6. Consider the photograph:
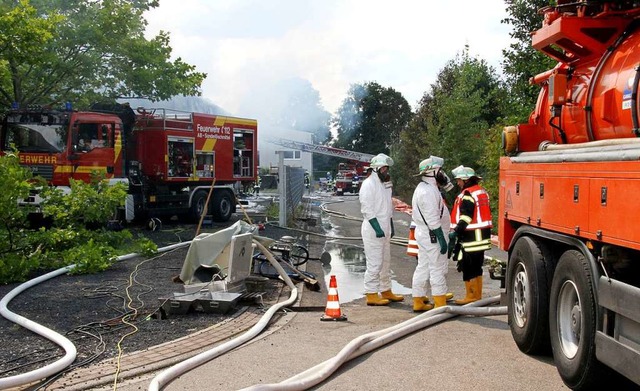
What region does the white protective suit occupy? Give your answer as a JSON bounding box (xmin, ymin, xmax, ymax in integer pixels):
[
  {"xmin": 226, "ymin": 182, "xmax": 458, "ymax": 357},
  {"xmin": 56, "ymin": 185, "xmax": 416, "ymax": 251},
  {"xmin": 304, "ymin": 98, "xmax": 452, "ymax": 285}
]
[
  {"xmin": 359, "ymin": 172, "xmax": 394, "ymax": 294},
  {"xmin": 411, "ymin": 177, "xmax": 450, "ymax": 297}
]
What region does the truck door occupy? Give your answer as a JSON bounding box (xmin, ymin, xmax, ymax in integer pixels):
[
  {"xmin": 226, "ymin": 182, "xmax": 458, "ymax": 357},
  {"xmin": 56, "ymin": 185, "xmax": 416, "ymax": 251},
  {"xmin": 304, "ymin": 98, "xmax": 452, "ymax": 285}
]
[{"xmin": 71, "ymin": 122, "xmax": 116, "ymax": 180}]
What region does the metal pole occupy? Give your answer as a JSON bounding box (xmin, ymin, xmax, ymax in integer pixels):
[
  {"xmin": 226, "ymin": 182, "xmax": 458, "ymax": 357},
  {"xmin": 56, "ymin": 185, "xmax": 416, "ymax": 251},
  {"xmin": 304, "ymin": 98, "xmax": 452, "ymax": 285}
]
[{"xmin": 277, "ymin": 151, "xmax": 286, "ymax": 227}]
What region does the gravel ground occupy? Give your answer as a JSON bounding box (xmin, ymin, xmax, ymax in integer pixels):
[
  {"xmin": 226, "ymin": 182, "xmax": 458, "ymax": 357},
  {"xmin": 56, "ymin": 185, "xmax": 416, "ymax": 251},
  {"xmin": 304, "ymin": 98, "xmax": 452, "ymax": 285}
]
[{"xmin": 0, "ymin": 199, "xmax": 322, "ymax": 385}]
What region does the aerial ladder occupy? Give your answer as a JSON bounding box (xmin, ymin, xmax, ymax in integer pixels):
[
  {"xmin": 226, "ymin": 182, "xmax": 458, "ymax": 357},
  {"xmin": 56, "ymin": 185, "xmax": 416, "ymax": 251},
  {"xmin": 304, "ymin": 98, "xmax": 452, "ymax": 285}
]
[
  {"xmin": 266, "ymin": 137, "xmax": 374, "ymax": 194},
  {"xmin": 266, "ymin": 137, "xmax": 374, "ymax": 162}
]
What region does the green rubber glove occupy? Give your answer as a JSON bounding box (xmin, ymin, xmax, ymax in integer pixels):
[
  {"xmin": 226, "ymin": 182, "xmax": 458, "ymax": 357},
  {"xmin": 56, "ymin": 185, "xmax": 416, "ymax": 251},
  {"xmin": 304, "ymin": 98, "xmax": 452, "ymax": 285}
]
[
  {"xmin": 368, "ymin": 218, "xmax": 385, "ymax": 238},
  {"xmin": 433, "ymin": 227, "xmax": 447, "ymax": 254},
  {"xmin": 390, "ymin": 218, "xmax": 395, "ymax": 238},
  {"xmin": 447, "ymin": 231, "xmax": 457, "ymax": 258}
]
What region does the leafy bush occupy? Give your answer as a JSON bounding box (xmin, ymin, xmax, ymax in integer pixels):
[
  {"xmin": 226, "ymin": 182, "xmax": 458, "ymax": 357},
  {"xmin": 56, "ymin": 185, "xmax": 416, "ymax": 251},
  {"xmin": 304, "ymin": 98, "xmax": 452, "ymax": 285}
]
[
  {"xmin": 0, "ymin": 155, "xmax": 157, "ymax": 284},
  {"xmin": 40, "ymin": 174, "xmax": 127, "ymax": 227}
]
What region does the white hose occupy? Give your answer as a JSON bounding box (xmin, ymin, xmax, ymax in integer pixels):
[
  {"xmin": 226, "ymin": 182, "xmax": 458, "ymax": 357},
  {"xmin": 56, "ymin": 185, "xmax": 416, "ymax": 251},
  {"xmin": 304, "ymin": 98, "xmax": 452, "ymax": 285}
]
[
  {"xmin": 0, "ymin": 266, "xmax": 77, "ymax": 389},
  {"xmin": 241, "ymin": 297, "xmax": 506, "ymax": 391},
  {"xmin": 148, "ymin": 239, "xmax": 299, "ymax": 391},
  {"xmin": 0, "ymin": 240, "xmax": 191, "ymax": 390},
  {"xmin": 540, "ymin": 137, "xmax": 640, "ymax": 151}
]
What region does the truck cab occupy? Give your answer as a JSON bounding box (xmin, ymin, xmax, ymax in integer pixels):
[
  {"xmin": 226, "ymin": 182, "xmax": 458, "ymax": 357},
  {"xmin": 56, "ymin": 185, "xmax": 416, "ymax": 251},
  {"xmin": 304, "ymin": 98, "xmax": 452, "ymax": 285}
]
[{"xmin": 1, "ymin": 107, "xmax": 123, "ymax": 186}]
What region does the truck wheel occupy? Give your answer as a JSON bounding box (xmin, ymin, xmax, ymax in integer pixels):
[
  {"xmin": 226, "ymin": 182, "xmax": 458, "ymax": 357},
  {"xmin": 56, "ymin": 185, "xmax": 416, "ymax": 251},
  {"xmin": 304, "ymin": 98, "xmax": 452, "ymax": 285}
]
[
  {"xmin": 549, "ymin": 250, "xmax": 603, "ymax": 390},
  {"xmin": 189, "ymin": 190, "xmax": 208, "ymax": 222},
  {"xmin": 212, "ymin": 190, "xmax": 233, "ymax": 222},
  {"xmin": 507, "ymin": 236, "xmax": 554, "ymax": 355}
]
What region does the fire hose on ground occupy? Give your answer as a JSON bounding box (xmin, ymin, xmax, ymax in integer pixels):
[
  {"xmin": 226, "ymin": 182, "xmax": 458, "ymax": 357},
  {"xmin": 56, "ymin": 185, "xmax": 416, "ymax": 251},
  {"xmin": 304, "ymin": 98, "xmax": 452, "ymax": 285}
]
[
  {"xmin": 1, "ymin": 196, "xmax": 504, "ymax": 390},
  {"xmin": 238, "ymin": 297, "xmax": 506, "ymax": 391},
  {"xmin": 147, "ymin": 252, "xmax": 505, "ymax": 391}
]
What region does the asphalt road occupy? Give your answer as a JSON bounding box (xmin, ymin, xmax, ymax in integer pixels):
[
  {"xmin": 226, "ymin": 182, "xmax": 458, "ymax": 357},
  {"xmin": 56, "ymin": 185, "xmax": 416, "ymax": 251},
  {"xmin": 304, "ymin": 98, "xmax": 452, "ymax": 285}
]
[{"xmin": 113, "ymin": 194, "xmax": 568, "ymax": 391}]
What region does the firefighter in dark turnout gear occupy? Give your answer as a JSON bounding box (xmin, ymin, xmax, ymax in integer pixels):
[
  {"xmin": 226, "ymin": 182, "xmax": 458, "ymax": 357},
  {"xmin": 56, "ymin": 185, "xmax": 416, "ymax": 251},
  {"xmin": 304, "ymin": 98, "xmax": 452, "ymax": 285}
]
[{"xmin": 448, "ymin": 166, "xmax": 492, "ymax": 304}]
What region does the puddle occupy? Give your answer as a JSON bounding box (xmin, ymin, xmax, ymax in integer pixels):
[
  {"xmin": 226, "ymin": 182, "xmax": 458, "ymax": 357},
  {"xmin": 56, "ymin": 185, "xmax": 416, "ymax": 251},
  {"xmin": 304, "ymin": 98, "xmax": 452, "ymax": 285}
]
[{"xmin": 322, "ymin": 241, "xmax": 411, "ymax": 303}]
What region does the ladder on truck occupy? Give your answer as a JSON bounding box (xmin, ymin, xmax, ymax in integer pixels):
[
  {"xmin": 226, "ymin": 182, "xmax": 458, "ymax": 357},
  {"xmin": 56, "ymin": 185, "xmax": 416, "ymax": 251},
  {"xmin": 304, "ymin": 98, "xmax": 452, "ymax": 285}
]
[
  {"xmin": 266, "ymin": 137, "xmax": 374, "ymax": 162},
  {"xmin": 137, "ymin": 107, "xmax": 194, "ymax": 132}
]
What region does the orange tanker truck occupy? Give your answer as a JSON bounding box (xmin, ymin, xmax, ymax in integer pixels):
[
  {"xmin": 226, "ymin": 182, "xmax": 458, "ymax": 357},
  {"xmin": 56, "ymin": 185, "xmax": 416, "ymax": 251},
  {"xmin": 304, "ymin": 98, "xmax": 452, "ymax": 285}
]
[
  {"xmin": 499, "ymin": 2, "xmax": 640, "ymax": 389},
  {"xmin": 1, "ymin": 104, "xmax": 258, "ymax": 223}
]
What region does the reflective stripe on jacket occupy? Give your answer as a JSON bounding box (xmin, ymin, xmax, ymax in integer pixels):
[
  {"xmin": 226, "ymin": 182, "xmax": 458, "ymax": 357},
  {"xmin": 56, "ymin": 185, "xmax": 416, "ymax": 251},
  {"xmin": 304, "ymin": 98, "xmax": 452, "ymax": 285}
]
[
  {"xmin": 451, "ymin": 184, "xmax": 492, "ymax": 253},
  {"xmin": 450, "ymin": 185, "xmax": 492, "ymax": 230}
]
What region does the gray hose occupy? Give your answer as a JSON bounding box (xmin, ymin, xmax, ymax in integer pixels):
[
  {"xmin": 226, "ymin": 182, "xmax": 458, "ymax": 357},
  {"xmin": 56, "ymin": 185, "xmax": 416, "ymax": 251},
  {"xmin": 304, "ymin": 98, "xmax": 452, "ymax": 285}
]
[
  {"xmin": 511, "ymin": 141, "xmax": 640, "ymax": 163},
  {"xmin": 240, "ymin": 297, "xmax": 506, "ymax": 390}
]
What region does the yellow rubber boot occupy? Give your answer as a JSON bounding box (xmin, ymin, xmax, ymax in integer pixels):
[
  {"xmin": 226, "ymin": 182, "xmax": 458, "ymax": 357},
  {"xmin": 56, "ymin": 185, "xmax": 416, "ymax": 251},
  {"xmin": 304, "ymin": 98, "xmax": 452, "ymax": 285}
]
[
  {"xmin": 416, "ymin": 296, "xmax": 429, "ymax": 304},
  {"xmin": 381, "ymin": 290, "xmax": 404, "ymax": 302},
  {"xmin": 422, "ymin": 293, "xmax": 453, "ymax": 303},
  {"xmin": 454, "ymin": 278, "xmax": 477, "ymax": 305},
  {"xmin": 475, "ymin": 276, "xmax": 483, "ymax": 301},
  {"xmin": 366, "ymin": 293, "xmax": 390, "ymax": 306},
  {"xmin": 433, "ymin": 295, "xmax": 447, "ymax": 308},
  {"xmin": 413, "ymin": 297, "xmax": 433, "ymax": 312}
]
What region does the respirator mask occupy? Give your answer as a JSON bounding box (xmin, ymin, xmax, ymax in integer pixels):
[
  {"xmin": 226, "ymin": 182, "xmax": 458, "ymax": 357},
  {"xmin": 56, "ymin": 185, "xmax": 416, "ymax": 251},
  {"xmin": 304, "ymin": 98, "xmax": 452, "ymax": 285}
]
[
  {"xmin": 435, "ymin": 170, "xmax": 454, "ymax": 192},
  {"xmin": 376, "ymin": 167, "xmax": 391, "ymax": 183}
]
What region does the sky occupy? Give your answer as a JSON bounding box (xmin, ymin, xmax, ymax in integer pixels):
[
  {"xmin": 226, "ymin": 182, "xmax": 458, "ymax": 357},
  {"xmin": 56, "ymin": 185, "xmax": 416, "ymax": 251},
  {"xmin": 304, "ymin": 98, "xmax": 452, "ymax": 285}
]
[{"xmin": 144, "ymin": 0, "xmax": 513, "ymax": 117}]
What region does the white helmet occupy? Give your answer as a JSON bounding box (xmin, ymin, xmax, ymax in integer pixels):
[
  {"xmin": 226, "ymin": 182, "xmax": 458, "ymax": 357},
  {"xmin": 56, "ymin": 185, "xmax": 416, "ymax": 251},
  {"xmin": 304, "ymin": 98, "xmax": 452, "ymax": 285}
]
[
  {"xmin": 370, "ymin": 153, "xmax": 394, "ymax": 169},
  {"xmin": 451, "ymin": 165, "xmax": 480, "ymax": 180},
  {"xmin": 418, "ymin": 155, "xmax": 444, "ymax": 176}
]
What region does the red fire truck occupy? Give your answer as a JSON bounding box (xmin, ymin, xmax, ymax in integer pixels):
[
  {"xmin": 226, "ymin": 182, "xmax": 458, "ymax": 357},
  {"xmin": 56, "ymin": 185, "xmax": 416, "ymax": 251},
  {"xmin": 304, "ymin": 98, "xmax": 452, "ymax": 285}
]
[
  {"xmin": 499, "ymin": 2, "xmax": 639, "ymax": 389},
  {"xmin": 0, "ymin": 105, "xmax": 258, "ymax": 223},
  {"xmin": 334, "ymin": 162, "xmax": 367, "ymax": 195}
]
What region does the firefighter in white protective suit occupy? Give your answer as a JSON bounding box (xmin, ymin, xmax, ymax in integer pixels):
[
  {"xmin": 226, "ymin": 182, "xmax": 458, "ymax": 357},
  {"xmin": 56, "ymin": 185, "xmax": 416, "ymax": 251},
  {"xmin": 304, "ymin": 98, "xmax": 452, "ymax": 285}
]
[
  {"xmin": 359, "ymin": 153, "xmax": 404, "ymax": 306},
  {"xmin": 411, "ymin": 156, "xmax": 453, "ymax": 311}
]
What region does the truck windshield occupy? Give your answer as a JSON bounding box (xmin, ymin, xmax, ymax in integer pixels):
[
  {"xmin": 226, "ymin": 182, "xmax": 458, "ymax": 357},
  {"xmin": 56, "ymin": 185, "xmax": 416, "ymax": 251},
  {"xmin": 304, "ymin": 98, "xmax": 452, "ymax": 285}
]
[{"xmin": 3, "ymin": 123, "xmax": 67, "ymax": 153}]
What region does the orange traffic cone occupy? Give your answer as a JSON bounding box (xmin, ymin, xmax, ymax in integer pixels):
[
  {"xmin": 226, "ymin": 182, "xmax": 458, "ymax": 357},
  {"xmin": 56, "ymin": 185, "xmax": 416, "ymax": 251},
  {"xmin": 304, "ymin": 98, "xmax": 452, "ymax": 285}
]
[
  {"xmin": 406, "ymin": 222, "xmax": 418, "ymax": 258},
  {"xmin": 321, "ymin": 275, "xmax": 347, "ymax": 321}
]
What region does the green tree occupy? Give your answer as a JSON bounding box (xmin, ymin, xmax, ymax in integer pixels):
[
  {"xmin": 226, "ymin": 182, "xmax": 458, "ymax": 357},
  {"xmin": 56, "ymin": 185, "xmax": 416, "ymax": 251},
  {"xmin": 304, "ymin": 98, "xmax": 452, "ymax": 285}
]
[
  {"xmin": 501, "ymin": 0, "xmax": 556, "ymax": 119},
  {"xmin": 333, "ymin": 82, "xmax": 412, "ymax": 156},
  {"xmin": 0, "ymin": 0, "xmax": 206, "ymax": 110},
  {"xmin": 393, "ymin": 48, "xmax": 507, "ymax": 204}
]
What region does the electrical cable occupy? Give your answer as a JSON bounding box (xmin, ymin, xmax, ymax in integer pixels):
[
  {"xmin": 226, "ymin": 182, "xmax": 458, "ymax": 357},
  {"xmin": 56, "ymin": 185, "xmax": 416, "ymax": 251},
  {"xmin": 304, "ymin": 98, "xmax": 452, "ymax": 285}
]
[
  {"xmin": 112, "ymin": 248, "xmax": 182, "ymax": 390},
  {"xmin": 33, "ymin": 324, "xmax": 108, "ymax": 390}
]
